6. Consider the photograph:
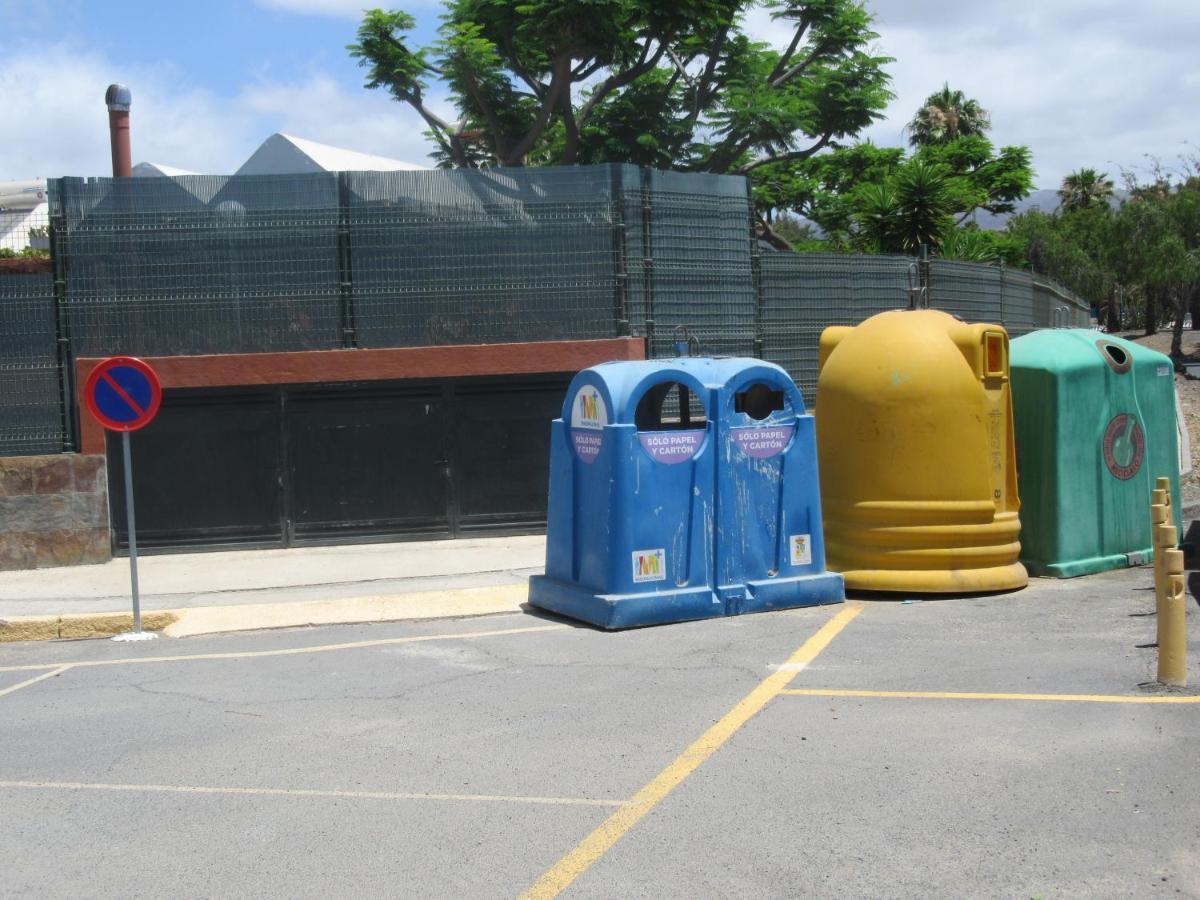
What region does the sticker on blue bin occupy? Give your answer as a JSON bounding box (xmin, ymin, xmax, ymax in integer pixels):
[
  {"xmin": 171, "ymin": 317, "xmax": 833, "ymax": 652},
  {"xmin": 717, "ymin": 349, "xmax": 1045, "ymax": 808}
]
[
  {"xmin": 1158, "ymin": 365, "xmax": 1171, "ymax": 377},
  {"xmin": 731, "ymin": 424, "xmax": 794, "ymax": 459},
  {"xmin": 638, "ymin": 430, "xmax": 704, "ymax": 464},
  {"xmin": 570, "ymin": 385, "xmax": 608, "ymax": 463},
  {"xmin": 632, "ymin": 548, "xmax": 666, "ymax": 583},
  {"xmin": 789, "ymin": 534, "xmax": 812, "ymax": 566}
]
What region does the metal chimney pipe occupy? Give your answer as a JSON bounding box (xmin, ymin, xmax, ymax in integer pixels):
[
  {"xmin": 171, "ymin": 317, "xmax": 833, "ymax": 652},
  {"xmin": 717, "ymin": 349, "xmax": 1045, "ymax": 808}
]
[{"xmin": 105, "ymin": 84, "xmax": 132, "ymax": 178}]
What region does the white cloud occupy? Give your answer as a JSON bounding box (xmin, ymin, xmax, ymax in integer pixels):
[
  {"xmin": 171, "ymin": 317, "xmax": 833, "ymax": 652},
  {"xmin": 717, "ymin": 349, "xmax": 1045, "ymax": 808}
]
[
  {"xmin": 254, "ymin": 0, "xmax": 372, "ymax": 17},
  {"xmin": 745, "ymin": 0, "xmax": 1200, "ymax": 188},
  {"xmin": 253, "ymin": 0, "xmax": 439, "ymax": 17},
  {"xmin": 0, "ymin": 41, "xmax": 439, "ymax": 180}
]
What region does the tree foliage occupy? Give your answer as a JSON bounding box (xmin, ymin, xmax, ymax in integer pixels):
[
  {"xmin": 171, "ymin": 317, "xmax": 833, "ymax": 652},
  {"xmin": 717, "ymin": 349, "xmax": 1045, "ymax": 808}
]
[
  {"xmin": 1007, "ymin": 159, "xmax": 1200, "ymax": 356},
  {"xmin": 752, "ymin": 85, "xmax": 1031, "ymax": 256},
  {"xmin": 348, "ymin": 1, "xmax": 894, "ymax": 173},
  {"xmin": 906, "ymin": 83, "xmax": 991, "ymax": 147}
]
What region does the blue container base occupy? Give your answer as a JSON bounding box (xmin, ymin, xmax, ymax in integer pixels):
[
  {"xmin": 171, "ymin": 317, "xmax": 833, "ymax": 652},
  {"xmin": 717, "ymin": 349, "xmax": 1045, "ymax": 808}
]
[
  {"xmin": 738, "ymin": 572, "xmax": 845, "ymax": 613},
  {"xmin": 529, "ymin": 572, "xmax": 844, "ymax": 630}
]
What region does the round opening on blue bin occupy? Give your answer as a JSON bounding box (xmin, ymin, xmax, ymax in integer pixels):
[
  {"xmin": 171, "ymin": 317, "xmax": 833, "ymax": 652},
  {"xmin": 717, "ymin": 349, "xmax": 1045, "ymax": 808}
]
[
  {"xmin": 635, "ymin": 381, "xmax": 707, "ymax": 432},
  {"xmin": 734, "ymin": 382, "xmax": 787, "ymax": 420}
]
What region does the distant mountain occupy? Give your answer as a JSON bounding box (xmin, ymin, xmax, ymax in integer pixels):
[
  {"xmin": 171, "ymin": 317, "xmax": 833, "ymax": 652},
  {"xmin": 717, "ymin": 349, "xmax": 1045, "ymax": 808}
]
[{"xmin": 969, "ymin": 189, "xmax": 1126, "ymax": 231}]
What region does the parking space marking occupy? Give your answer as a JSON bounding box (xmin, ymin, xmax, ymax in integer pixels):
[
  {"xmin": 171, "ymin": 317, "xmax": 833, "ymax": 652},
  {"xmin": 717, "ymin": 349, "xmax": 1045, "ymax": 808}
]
[
  {"xmin": 0, "ymin": 780, "xmax": 623, "ymax": 808},
  {"xmin": 0, "ymin": 665, "xmax": 73, "ymax": 698},
  {"xmin": 779, "ymin": 688, "xmax": 1200, "ymax": 704},
  {"xmin": 0, "ymin": 623, "xmax": 568, "ymax": 674},
  {"xmin": 520, "ymin": 603, "xmax": 864, "ymax": 900}
]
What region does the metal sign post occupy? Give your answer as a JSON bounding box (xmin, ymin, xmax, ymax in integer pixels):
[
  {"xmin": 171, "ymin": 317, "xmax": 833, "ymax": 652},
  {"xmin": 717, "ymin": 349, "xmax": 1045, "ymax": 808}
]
[{"xmin": 83, "ymin": 356, "xmax": 162, "ymax": 642}]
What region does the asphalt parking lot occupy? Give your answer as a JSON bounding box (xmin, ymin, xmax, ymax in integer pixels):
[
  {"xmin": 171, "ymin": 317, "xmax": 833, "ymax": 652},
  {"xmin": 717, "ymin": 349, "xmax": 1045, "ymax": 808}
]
[{"xmin": 2, "ymin": 566, "xmax": 1198, "ymax": 899}]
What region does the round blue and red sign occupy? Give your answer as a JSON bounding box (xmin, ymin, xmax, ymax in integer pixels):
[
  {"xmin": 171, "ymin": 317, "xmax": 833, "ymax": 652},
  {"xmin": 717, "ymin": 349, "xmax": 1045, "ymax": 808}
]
[{"xmin": 84, "ymin": 356, "xmax": 162, "ymax": 432}]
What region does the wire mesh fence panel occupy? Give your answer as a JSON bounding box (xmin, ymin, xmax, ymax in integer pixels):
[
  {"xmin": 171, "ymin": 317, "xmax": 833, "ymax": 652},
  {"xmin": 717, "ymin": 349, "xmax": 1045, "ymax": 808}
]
[
  {"xmin": 928, "ymin": 258, "xmax": 1006, "ymax": 323},
  {"xmin": 628, "ymin": 169, "xmax": 757, "ymax": 359},
  {"xmin": 1033, "ymin": 278, "xmax": 1093, "ymax": 328},
  {"xmin": 999, "ymin": 267, "xmax": 1035, "ymax": 336},
  {"xmin": 51, "ymin": 174, "xmax": 342, "ymax": 357},
  {"xmin": 346, "ymin": 166, "xmax": 623, "ymax": 348},
  {"xmin": 0, "ymin": 272, "xmax": 64, "ymax": 456},
  {"xmin": 758, "ymin": 252, "xmax": 913, "ymax": 399}
]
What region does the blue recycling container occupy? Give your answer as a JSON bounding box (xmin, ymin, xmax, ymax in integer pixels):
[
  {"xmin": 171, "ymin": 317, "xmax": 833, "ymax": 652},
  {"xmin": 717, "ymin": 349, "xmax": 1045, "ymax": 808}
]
[
  {"xmin": 705, "ymin": 358, "xmax": 844, "ymax": 613},
  {"xmin": 528, "ymin": 358, "xmax": 842, "ymax": 628}
]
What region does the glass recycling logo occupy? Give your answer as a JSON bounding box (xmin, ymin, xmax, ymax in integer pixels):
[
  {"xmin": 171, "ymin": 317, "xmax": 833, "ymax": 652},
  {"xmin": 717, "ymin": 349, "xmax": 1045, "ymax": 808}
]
[{"xmin": 1102, "ymin": 413, "xmax": 1145, "ymax": 481}]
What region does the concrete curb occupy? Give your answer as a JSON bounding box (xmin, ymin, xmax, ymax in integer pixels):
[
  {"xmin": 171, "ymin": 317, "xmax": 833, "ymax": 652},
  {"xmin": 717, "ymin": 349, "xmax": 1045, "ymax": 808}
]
[
  {"xmin": 0, "ymin": 584, "xmax": 529, "ymax": 643},
  {"xmin": 0, "ymin": 611, "xmax": 179, "ymax": 643}
]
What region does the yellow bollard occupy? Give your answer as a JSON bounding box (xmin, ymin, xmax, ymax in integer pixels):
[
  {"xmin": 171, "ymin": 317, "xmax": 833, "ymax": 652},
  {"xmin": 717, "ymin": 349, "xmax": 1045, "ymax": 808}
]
[
  {"xmin": 1151, "ymin": 503, "xmax": 1171, "ymax": 607},
  {"xmin": 1158, "ymin": 549, "xmax": 1188, "ymax": 686}
]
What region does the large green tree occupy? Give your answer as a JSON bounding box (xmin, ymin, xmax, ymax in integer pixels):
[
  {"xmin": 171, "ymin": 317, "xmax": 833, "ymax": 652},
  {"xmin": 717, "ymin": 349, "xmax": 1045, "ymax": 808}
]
[
  {"xmin": 1008, "ymin": 159, "xmax": 1200, "ymax": 355},
  {"xmin": 348, "ymin": 1, "xmax": 893, "ymax": 175},
  {"xmin": 753, "ymin": 84, "xmax": 1031, "ymax": 255}
]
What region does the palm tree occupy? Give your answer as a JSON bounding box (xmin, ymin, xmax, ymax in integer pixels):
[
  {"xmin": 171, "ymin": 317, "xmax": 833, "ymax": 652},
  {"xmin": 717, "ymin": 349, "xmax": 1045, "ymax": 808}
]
[
  {"xmin": 906, "ymin": 84, "xmax": 991, "ymax": 147},
  {"xmin": 1059, "ymin": 168, "xmax": 1114, "ymax": 211}
]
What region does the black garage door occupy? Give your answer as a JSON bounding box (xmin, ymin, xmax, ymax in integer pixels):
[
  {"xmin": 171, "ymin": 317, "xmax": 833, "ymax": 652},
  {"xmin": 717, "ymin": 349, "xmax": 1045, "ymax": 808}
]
[{"xmin": 107, "ymin": 375, "xmax": 569, "ymax": 552}]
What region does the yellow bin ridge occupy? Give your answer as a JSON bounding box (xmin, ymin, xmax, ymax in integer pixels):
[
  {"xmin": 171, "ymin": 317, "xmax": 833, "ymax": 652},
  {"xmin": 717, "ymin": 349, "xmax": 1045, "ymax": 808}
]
[{"xmin": 815, "ymin": 310, "xmax": 1027, "ymax": 593}]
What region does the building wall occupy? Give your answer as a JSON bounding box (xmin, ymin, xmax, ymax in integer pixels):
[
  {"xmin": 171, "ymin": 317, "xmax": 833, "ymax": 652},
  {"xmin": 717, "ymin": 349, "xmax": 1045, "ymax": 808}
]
[{"xmin": 0, "ymin": 454, "xmax": 110, "ymax": 570}]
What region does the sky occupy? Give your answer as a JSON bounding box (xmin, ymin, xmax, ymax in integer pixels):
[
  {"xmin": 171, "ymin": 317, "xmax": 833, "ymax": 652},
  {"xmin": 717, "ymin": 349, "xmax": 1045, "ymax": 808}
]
[{"xmin": 2, "ymin": 0, "xmax": 1197, "ymax": 189}]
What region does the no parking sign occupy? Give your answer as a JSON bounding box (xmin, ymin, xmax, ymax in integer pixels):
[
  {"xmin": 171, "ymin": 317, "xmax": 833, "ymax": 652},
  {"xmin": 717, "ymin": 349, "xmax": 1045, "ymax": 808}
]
[
  {"xmin": 84, "ymin": 356, "xmax": 162, "ymax": 640},
  {"xmin": 84, "ymin": 356, "xmax": 162, "ymax": 432}
]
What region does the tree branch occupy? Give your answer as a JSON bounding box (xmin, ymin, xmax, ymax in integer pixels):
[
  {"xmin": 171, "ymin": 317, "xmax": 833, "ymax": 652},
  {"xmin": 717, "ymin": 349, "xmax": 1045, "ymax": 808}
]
[
  {"xmin": 501, "ymin": 53, "xmax": 572, "ymax": 165},
  {"xmin": 734, "ymin": 133, "xmax": 833, "ymax": 175},
  {"xmin": 691, "ymin": 26, "xmax": 729, "ymax": 114},
  {"xmin": 770, "ymin": 40, "xmax": 832, "ymax": 88},
  {"xmin": 767, "ymin": 20, "xmax": 810, "ymax": 82},
  {"xmin": 755, "ymin": 213, "xmax": 794, "ymax": 252},
  {"xmin": 458, "ymin": 64, "xmax": 509, "ymax": 161},
  {"xmin": 560, "ymin": 82, "xmax": 580, "ymax": 165},
  {"xmin": 409, "ymin": 96, "xmax": 468, "ymax": 167},
  {"xmin": 577, "ymin": 40, "xmax": 668, "ymax": 128},
  {"xmin": 665, "ymin": 46, "xmax": 696, "ymax": 90}
]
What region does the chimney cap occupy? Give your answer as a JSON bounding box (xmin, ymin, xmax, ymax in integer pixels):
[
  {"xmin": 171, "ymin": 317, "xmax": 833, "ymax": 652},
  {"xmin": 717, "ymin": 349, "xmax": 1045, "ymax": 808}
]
[{"xmin": 105, "ymin": 83, "xmax": 131, "ymax": 112}]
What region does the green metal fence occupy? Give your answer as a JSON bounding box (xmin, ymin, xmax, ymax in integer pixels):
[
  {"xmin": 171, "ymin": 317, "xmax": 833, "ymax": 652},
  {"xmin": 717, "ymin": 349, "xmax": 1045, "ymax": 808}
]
[
  {"xmin": 0, "ymin": 165, "xmax": 1093, "ymax": 457},
  {"xmin": 0, "ymin": 272, "xmax": 65, "ymax": 455}
]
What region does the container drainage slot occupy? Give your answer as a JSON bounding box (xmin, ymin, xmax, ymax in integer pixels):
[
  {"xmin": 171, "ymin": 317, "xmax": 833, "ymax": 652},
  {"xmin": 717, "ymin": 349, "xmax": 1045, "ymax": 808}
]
[{"xmin": 734, "ymin": 383, "xmax": 785, "ymax": 420}]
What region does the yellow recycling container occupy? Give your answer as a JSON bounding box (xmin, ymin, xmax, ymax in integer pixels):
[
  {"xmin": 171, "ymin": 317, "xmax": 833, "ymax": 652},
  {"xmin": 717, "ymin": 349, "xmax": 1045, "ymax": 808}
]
[{"xmin": 815, "ymin": 310, "xmax": 1027, "ymax": 593}]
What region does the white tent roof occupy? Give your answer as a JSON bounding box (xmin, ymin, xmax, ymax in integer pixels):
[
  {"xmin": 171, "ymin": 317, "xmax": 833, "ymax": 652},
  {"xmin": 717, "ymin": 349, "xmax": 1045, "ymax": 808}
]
[
  {"xmin": 234, "ymin": 133, "xmax": 426, "ymax": 176},
  {"xmin": 133, "ymin": 162, "xmax": 200, "ymax": 178}
]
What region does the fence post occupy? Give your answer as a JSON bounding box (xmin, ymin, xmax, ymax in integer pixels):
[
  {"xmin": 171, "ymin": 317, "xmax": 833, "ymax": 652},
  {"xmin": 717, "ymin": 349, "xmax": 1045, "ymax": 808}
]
[
  {"xmin": 919, "ymin": 243, "xmax": 930, "ymax": 309},
  {"xmin": 610, "ymin": 165, "xmax": 630, "ymax": 338},
  {"xmin": 748, "ymin": 180, "xmax": 764, "ymax": 359},
  {"xmin": 48, "ymin": 179, "xmax": 76, "ymax": 452},
  {"xmin": 640, "ymin": 167, "xmax": 656, "ymax": 355},
  {"xmin": 336, "ymin": 171, "xmax": 357, "ymax": 349}
]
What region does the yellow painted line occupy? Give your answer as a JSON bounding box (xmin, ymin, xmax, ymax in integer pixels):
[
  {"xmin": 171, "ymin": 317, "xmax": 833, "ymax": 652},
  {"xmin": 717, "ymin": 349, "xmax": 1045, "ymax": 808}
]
[
  {"xmin": 0, "ymin": 623, "xmax": 567, "ymax": 674},
  {"xmin": 0, "ymin": 780, "xmax": 623, "ymax": 808},
  {"xmin": 779, "ymin": 688, "xmax": 1200, "ymax": 704},
  {"xmin": 520, "ymin": 603, "xmax": 864, "ymax": 900},
  {"xmin": 0, "ymin": 665, "xmax": 73, "ymax": 698}
]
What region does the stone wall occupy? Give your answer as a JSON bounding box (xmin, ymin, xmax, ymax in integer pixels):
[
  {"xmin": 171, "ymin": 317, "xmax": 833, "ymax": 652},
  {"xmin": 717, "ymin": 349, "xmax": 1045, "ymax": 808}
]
[{"xmin": 0, "ymin": 455, "xmax": 110, "ymax": 570}]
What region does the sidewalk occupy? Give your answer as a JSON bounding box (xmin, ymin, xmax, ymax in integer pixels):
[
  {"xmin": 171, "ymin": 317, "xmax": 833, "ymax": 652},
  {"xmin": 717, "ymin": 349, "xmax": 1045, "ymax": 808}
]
[{"xmin": 0, "ymin": 535, "xmax": 546, "ymax": 641}]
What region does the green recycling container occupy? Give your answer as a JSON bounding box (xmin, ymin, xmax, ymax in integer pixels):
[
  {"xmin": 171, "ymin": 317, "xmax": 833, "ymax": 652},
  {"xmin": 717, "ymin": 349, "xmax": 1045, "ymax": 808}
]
[{"xmin": 1010, "ymin": 329, "xmax": 1181, "ymax": 577}]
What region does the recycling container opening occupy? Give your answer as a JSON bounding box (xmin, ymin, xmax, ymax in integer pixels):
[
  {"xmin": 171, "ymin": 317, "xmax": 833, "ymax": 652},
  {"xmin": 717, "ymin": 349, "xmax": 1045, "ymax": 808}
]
[
  {"xmin": 1098, "ymin": 340, "xmax": 1131, "ymax": 372},
  {"xmin": 635, "ymin": 380, "xmax": 707, "ymax": 431},
  {"xmin": 735, "ymin": 383, "xmax": 786, "ymax": 420}
]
